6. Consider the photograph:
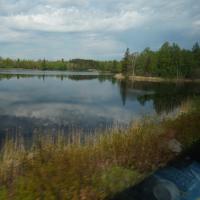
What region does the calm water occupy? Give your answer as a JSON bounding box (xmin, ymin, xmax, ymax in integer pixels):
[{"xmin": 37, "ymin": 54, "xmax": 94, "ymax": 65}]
[{"xmin": 0, "ymin": 70, "xmax": 200, "ymax": 140}]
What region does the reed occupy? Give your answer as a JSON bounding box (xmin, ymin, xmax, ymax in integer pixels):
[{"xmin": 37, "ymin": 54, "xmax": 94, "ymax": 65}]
[{"xmin": 0, "ymin": 99, "xmax": 199, "ymax": 200}]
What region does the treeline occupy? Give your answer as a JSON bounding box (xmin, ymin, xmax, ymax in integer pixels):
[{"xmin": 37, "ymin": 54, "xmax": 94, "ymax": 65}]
[
  {"xmin": 0, "ymin": 58, "xmax": 68, "ymax": 71},
  {"xmin": 0, "ymin": 41, "xmax": 200, "ymax": 78},
  {"xmin": 122, "ymin": 42, "xmax": 200, "ymax": 78},
  {"xmin": 0, "ymin": 57, "xmax": 121, "ymax": 72},
  {"xmin": 69, "ymin": 59, "xmax": 121, "ymax": 72}
]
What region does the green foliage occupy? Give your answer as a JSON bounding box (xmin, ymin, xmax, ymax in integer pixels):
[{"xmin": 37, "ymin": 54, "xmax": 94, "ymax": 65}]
[
  {"xmin": 122, "ymin": 48, "xmax": 131, "ymax": 75},
  {"xmin": 136, "ymin": 47, "xmax": 157, "ymax": 76},
  {"xmin": 0, "ymin": 58, "xmax": 122, "ymax": 73},
  {"xmin": 0, "ymin": 187, "xmax": 8, "ymax": 199},
  {"xmin": 93, "ymin": 166, "xmax": 142, "ymax": 197},
  {"xmin": 132, "ymin": 41, "xmax": 200, "ymax": 78}
]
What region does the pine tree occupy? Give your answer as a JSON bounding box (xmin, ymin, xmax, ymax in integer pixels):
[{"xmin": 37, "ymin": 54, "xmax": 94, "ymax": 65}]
[
  {"xmin": 192, "ymin": 42, "xmax": 200, "ymax": 67},
  {"xmin": 122, "ymin": 48, "xmax": 130, "ymax": 75}
]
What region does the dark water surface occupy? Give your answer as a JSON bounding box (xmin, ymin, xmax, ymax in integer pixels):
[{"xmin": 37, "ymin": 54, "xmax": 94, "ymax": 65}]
[{"xmin": 0, "ymin": 70, "xmax": 200, "ymax": 141}]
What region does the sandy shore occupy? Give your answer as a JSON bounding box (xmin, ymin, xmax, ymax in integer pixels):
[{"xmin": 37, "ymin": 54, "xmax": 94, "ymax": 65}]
[{"xmin": 114, "ymin": 73, "xmax": 200, "ymax": 83}]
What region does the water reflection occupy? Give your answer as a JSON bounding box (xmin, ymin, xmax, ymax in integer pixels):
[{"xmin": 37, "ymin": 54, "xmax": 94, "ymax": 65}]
[
  {"xmin": 0, "ymin": 71, "xmax": 200, "ymax": 142},
  {"xmin": 118, "ymin": 80, "xmax": 200, "ymax": 113}
]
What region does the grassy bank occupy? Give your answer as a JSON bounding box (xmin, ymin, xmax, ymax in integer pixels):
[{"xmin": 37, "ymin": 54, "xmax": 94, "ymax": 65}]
[
  {"xmin": 114, "ymin": 73, "xmax": 200, "ymax": 83},
  {"xmin": 0, "ymin": 99, "xmax": 200, "ymax": 200}
]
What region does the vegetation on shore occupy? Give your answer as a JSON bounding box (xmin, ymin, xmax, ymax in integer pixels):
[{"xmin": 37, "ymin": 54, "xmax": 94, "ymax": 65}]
[
  {"xmin": 0, "ymin": 41, "xmax": 200, "ymax": 79},
  {"xmin": 121, "ymin": 42, "xmax": 200, "ymax": 79},
  {"xmin": 0, "ymin": 58, "xmax": 121, "ymax": 73},
  {"xmin": 0, "ymin": 98, "xmax": 199, "ymax": 200},
  {"xmin": 115, "ymin": 74, "xmax": 200, "ymax": 82}
]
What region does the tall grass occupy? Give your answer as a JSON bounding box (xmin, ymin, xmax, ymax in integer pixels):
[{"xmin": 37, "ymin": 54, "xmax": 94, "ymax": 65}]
[{"xmin": 0, "ymin": 99, "xmax": 200, "ymax": 200}]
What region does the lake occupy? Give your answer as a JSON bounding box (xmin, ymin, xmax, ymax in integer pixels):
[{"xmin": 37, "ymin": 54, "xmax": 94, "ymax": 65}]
[{"xmin": 0, "ymin": 69, "xmax": 200, "ymax": 142}]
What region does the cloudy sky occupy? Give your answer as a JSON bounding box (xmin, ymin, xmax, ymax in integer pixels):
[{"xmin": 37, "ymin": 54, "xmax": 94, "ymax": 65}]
[{"xmin": 0, "ymin": 0, "xmax": 200, "ymax": 60}]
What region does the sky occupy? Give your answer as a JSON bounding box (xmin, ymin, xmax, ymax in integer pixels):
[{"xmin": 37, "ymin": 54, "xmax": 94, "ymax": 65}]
[{"xmin": 0, "ymin": 0, "xmax": 200, "ymax": 60}]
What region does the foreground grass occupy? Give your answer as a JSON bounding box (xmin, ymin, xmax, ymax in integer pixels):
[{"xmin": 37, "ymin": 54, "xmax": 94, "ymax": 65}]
[{"xmin": 0, "ymin": 99, "xmax": 200, "ymax": 200}]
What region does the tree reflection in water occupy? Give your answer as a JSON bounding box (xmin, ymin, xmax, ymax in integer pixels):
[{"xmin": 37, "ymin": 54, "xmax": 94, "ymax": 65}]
[{"xmin": 118, "ymin": 80, "xmax": 200, "ymax": 114}]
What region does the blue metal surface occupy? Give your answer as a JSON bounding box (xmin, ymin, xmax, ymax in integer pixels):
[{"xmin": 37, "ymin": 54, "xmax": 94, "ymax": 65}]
[{"xmin": 154, "ymin": 162, "xmax": 200, "ymax": 200}]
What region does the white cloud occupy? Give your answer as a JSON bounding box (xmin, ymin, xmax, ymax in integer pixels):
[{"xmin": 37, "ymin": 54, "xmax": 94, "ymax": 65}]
[
  {"xmin": 0, "ymin": 25, "xmax": 31, "ymax": 42},
  {"xmin": 1, "ymin": 6, "xmax": 146, "ymax": 33},
  {"xmin": 194, "ymin": 20, "xmax": 200, "ymax": 26},
  {"xmin": 0, "ymin": 0, "xmax": 199, "ymax": 59},
  {"xmin": 76, "ymin": 34, "xmax": 125, "ymax": 58},
  {"xmin": 45, "ymin": 0, "xmax": 88, "ymax": 6}
]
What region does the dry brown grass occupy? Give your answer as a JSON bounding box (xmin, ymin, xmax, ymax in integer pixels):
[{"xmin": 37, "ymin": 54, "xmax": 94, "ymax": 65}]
[{"xmin": 0, "ymin": 99, "xmax": 199, "ymax": 199}]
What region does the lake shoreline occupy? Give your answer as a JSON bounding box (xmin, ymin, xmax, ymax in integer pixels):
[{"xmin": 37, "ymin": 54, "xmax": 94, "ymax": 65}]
[{"xmin": 114, "ymin": 73, "xmax": 200, "ymax": 83}]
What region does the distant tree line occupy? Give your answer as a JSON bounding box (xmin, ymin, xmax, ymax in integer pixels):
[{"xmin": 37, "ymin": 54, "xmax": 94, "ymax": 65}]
[
  {"xmin": 0, "ymin": 57, "xmax": 121, "ymax": 72},
  {"xmin": 122, "ymin": 42, "xmax": 200, "ymax": 78},
  {"xmin": 0, "ymin": 41, "xmax": 200, "ymax": 78}
]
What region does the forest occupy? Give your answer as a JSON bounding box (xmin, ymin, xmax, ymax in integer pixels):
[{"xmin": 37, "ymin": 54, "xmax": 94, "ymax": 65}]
[
  {"xmin": 122, "ymin": 41, "xmax": 200, "ymax": 78},
  {"xmin": 0, "ymin": 41, "xmax": 200, "ymax": 78}
]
